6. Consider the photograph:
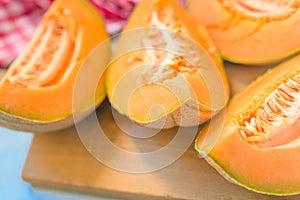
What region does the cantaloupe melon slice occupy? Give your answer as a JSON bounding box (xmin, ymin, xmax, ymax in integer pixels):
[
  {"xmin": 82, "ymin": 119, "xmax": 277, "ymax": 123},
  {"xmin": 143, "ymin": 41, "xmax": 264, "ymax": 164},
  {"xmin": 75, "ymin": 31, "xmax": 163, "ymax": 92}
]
[
  {"xmin": 196, "ymin": 54, "xmax": 300, "ymax": 195},
  {"xmin": 106, "ymin": 0, "xmax": 230, "ymax": 128},
  {"xmin": 189, "ymin": 0, "xmax": 300, "ymax": 64},
  {"xmin": 0, "ymin": 0, "xmax": 110, "ymax": 132}
]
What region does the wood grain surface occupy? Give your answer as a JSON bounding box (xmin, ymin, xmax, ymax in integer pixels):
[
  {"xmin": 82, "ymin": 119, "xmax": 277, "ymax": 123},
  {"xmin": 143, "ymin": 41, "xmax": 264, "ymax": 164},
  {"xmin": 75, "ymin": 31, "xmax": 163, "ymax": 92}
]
[{"xmin": 21, "ymin": 62, "xmax": 300, "ymax": 200}]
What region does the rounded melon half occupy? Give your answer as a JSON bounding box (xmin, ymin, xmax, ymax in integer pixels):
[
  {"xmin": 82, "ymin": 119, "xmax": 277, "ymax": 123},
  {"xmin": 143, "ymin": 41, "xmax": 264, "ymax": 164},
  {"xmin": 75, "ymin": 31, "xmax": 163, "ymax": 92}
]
[
  {"xmin": 0, "ymin": 0, "xmax": 110, "ymax": 132},
  {"xmin": 196, "ymin": 54, "xmax": 300, "ymax": 195},
  {"xmin": 188, "ymin": 0, "xmax": 300, "ymax": 64},
  {"xmin": 106, "ymin": 0, "xmax": 230, "ymax": 128}
]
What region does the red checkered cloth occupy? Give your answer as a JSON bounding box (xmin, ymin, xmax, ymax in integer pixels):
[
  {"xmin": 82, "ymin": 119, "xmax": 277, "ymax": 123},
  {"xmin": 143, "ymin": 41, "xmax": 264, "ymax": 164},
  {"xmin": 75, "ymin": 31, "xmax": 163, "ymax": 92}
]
[
  {"xmin": 0, "ymin": 0, "xmax": 185, "ymax": 68},
  {"xmin": 91, "ymin": 0, "xmax": 138, "ymax": 34},
  {"xmin": 0, "ymin": 0, "xmax": 138, "ymax": 68},
  {"xmin": 91, "ymin": 0, "xmax": 185, "ymax": 34},
  {"xmin": 0, "ymin": 0, "xmax": 53, "ymax": 68}
]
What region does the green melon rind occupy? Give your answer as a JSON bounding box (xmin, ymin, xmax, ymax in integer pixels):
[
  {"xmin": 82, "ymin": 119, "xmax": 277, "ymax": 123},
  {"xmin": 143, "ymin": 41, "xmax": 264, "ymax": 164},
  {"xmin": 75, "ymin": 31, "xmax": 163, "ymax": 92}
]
[
  {"xmin": 222, "ymin": 49, "xmax": 300, "ymax": 66},
  {"xmin": 0, "ymin": 100, "xmax": 99, "ymax": 132},
  {"xmin": 195, "ymin": 133, "xmax": 300, "ymax": 196},
  {"xmin": 107, "ymin": 93, "xmax": 216, "ymax": 124}
]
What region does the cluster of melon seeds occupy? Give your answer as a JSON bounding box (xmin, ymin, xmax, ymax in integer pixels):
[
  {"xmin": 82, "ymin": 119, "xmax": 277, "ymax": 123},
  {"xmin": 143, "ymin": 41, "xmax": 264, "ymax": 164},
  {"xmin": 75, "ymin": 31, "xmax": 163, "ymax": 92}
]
[{"xmin": 239, "ymin": 72, "xmax": 300, "ymax": 144}]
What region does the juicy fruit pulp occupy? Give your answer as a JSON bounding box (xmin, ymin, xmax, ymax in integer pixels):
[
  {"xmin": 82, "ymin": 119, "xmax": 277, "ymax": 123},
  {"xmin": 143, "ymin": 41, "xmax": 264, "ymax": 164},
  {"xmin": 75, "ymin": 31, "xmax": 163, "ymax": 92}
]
[
  {"xmin": 106, "ymin": 0, "xmax": 229, "ymax": 128},
  {"xmin": 196, "ymin": 54, "xmax": 300, "ymax": 195},
  {"xmin": 188, "ymin": 0, "xmax": 300, "ymax": 64},
  {"xmin": 0, "ymin": 0, "xmax": 109, "ymax": 132}
]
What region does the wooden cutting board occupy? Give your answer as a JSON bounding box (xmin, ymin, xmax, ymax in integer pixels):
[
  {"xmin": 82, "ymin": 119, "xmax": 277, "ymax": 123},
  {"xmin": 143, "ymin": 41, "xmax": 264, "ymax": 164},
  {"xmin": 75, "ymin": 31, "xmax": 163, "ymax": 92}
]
[{"xmin": 21, "ymin": 62, "xmax": 300, "ymax": 200}]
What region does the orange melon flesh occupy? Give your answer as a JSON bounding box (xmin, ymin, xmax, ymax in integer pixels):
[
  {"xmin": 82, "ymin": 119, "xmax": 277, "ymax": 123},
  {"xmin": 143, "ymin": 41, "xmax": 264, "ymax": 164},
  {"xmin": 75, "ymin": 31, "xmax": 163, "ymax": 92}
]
[
  {"xmin": 0, "ymin": 0, "xmax": 109, "ymax": 131},
  {"xmin": 188, "ymin": 0, "xmax": 300, "ymax": 64},
  {"xmin": 106, "ymin": 0, "xmax": 229, "ymax": 128},
  {"xmin": 196, "ymin": 54, "xmax": 300, "ymax": 195}
]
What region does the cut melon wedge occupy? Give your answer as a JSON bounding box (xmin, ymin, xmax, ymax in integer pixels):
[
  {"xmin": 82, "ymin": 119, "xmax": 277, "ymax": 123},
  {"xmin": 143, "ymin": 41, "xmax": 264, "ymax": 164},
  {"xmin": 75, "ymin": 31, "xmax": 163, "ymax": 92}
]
[
  {"xmin": 188, "ymin": 0, "xmax": 300, "ymax": 64},
  {"xmin": 196, "ymin": 54, "xmax": 300, "ymax": 195},
  {"xmin": 106, "ymin": 0, "xmax": 229, "ymax": 128},
  {"xmin": 0, "ymin": 0, "xmax": 110, "ymax": 132}
]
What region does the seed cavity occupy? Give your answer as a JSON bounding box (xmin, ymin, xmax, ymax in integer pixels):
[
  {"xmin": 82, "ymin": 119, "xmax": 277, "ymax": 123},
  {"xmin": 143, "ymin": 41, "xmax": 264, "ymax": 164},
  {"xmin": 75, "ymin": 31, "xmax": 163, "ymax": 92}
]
[
  {"xmin": 220, "ymin": 0, "xmax": 300, "ymax": 21},
  {"xmin": 138, "ymin": 64, "xmax": 178, "ymax": 84},
  {"xmin": 7, "ymin": 16, "xmax": 73, "ymax": 87},
  {"xmin": 130, "ymin": 6, "xmax": 203, "ymax": 85},
  {"xmin": 239, "ymin": 73, "xmax": 300, "ymax": 143}
]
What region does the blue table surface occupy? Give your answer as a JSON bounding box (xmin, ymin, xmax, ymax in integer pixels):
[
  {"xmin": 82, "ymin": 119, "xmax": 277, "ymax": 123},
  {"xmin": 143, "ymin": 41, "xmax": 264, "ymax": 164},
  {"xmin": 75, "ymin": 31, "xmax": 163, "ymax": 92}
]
[
  {"xmin": 0, "ymin": 128, "xmax": 34, "ymax": 200},
  {"xmin": 0, "ymin": 127, "xmax": 118, "ymax": 200}
]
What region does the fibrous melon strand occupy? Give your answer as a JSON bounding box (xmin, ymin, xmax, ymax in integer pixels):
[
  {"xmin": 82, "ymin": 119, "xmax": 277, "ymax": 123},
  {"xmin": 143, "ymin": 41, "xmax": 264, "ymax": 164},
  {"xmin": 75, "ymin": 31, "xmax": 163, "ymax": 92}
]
[
  {"xmin": 239, "ymin": 73, "xmax": 300, "ymax": 142},
  {"xmin": 132, "ymin": 8, "xmax": 202, "ymax": 85},
  {"xmin": 8, "ymin": 18, "xmax": 72, "ymax": 87},
  {"xmin": 220, "ymin": 0, "xmax": 300, "ymax": 21}
]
